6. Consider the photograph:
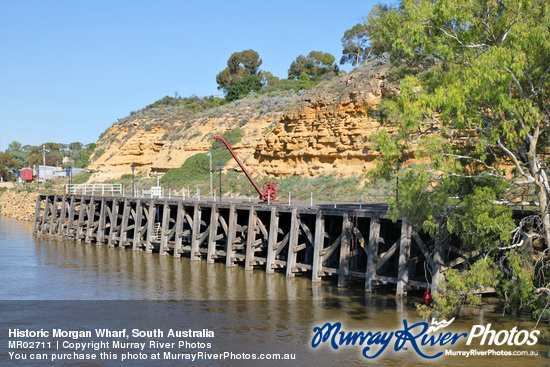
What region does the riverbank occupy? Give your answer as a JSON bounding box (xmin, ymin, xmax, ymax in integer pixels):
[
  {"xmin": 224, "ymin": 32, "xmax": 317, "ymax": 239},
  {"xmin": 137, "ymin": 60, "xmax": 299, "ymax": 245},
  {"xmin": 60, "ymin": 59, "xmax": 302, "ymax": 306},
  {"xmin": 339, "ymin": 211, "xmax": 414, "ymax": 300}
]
[{"xmin": 0, "ymin": 190, "xmax": 37, "ymax": 221}]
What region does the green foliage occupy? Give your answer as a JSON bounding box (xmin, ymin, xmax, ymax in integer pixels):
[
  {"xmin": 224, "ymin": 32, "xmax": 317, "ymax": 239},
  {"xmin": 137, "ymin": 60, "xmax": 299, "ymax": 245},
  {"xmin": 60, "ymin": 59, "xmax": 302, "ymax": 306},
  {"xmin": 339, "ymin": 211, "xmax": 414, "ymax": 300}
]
[
  {"xmin": 447, "ymin": 185, "xmax": 514, "ymax": 250},
  {"xmin": 68, "ymin": 142, "xmax": 83, "ymax": 152},
  {"xmin": 6, "ymin": 140, "xmax": 26, "ymax": 167},
  {"xmin": 24, "ymin": 142, "xmax": 63, "ymax": 167},
  {"xmin": 275, "ymin": 174, "xmax": 364, "ymax": 201},
  {"xmin": 261, "ymin": 77, "xmax": 316, "ymax": 93},
  {"xmin": 75, "ymin": 150, "xmax": 90, "ymax": 168},
  {"xmin": 191, "ymin": 95, "xmax": 226, "ymax": 110},
  {"xmin": 145, "ymin": 95, "xmax": 227, "ymax": 112},
  {"xmin": 499, "ymin": 250, "xmax": 536, "ymax": 315},
  {"xmin": 7, "ymin": 141, "xmax": 22, "ymax": 151},
  {"xmin": 161, "ymin": 128, "xmax": 243, "ymax": 188},
  {"xmin": 0, "ymin": 152, "xmax": 18, "ymax": 181},
  {"xmin": 161, "ymin": 153, "xmax": 209, "ymax": 188},
  {"xmin": 340, "ymin": 4, "xmax": 396, "ymax": 66},
  {"xmin": 71, "ymin": 171, "xmax": 91, "ymax": 185},
  {"xmin": 365, "ymin": 0, "xmax": 550, "ymax": 320},
  {"xmin": 216, "ymin": 49, "xmax": 263, "ymax": 93},
  {"xmin": 227, "ymin": 49, "xmax": 262, "ymax": 75},
  {"xmin": 132, "ymin": 95, "xmax": 228, "ymax": 119},
  {"xmin": 340, "ymin": 23, "xmax": 370, "ymax": 66},
  {"xmin": 225, "ymin": 75, "xmax": 263, "ymax": 102},
  {"xmin": 146, "ymin": 96, "xmax": 181, "ymax": 109},
  {"xmin": 367, "ymin": 0, "xmax": 550, "ymax": 245},
  {"xmin": 417, "ymin": 258, "xmax": 501, "ymax": 320},
  {"xmin": 288, "ymin": 51, "xmax": 339, "ymax": 81},
  {"xmin": 385, "ymin": 165, "xmax": 514, "ymax": 250},
  {"xmin": 18, "ymin": 141, "xmax": 94, "ymax": 168}
]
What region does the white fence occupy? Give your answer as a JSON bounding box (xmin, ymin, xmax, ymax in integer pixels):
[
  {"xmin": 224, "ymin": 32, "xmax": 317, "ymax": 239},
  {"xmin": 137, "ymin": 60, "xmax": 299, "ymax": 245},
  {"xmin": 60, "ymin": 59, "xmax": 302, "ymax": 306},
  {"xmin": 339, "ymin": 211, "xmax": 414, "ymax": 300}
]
[
  {"xmin": 66, "ymin": 184, "xmax": 123, "ymax": 195},
  {"xmin": 64, "ymin": 183, "xmax": 389, "ymax": 208}
]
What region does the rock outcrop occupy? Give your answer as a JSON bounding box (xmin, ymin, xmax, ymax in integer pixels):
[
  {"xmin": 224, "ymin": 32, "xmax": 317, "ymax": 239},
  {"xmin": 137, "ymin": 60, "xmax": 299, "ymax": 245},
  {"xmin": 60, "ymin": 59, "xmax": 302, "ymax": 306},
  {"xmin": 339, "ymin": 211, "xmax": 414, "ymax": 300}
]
[
  {"xmin": 87, "ymin": 63, "xmax": 397, "ymax": 181},
  {"xmin": 254, "ymin": 64, "xmax": 396, "ymax": 176},
  {"xmin": 0, "ymin": 191, "xmax": 38, "ymax": 221}
]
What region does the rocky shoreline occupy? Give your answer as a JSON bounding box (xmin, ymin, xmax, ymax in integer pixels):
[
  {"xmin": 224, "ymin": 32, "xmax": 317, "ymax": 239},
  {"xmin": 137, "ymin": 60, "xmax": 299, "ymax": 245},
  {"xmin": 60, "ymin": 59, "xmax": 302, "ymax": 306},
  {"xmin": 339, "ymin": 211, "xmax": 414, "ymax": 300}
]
[{"xmin": 0, "ymin": 190, "xmax": 38, "ymax": 221}]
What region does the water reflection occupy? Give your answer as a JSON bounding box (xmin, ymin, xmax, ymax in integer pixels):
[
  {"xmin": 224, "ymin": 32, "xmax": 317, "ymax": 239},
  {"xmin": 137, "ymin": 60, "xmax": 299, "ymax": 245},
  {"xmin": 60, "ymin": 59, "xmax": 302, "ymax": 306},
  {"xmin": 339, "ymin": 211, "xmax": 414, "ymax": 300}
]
[{"xmin": 0, "ymin": 216, "xmax": 548, "ymax": 366}]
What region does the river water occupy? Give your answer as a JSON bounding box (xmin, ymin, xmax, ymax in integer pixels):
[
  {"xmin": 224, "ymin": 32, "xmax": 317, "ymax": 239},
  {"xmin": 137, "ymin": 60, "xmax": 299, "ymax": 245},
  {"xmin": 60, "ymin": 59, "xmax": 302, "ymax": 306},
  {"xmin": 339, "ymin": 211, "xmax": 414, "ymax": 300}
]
[{"xmin": 0, "ymin": 215, "xmax": 547, "ymax": 366}]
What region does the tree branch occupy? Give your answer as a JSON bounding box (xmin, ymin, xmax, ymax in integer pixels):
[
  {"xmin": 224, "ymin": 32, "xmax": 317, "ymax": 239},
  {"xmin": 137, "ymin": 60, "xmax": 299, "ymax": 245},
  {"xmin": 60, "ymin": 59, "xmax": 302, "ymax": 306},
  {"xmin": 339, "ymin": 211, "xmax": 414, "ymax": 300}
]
[
  {"xmin": 505, "ymin": 66, "xmax": 525, "ymax": 99},
  {"xmin": 497, "ymin": 138, "xmax": 535, "ymax": 182}
]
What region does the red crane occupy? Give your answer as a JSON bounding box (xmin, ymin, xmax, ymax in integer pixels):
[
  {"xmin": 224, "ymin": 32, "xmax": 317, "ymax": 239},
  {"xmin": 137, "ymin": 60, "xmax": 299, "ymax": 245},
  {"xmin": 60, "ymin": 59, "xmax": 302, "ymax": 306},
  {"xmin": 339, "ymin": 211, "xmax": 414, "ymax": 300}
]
[{"xmin": 214, "ymin": 136, "xmax": 277, "ymax": 202}]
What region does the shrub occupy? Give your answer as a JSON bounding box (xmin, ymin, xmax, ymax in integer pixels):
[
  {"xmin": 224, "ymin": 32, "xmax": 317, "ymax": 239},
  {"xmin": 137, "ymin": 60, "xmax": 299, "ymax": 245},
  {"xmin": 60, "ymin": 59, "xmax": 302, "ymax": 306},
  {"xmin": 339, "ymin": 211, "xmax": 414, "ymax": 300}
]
[
  {"xmin": 416, "ymin": 258, "xmax": 501, "ymax": 320},
  {"xmin": 72, "ymin": 172, "xmax": 91, "ymax": 184},
  {"xmin": 161, "ymin": 128, "xmax": 243, "ymax": 188},
  {"xmin": 226, "ymin": 75, "xmax": 263, "ymax": 102}
]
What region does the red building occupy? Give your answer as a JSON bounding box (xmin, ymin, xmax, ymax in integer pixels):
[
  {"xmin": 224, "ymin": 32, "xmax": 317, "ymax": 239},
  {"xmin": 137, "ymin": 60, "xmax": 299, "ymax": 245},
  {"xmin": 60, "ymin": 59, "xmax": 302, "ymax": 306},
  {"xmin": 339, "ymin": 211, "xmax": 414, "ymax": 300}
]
[{"xmin": 21, "ymin": 168, "xmax": 34, "ymax": 182}]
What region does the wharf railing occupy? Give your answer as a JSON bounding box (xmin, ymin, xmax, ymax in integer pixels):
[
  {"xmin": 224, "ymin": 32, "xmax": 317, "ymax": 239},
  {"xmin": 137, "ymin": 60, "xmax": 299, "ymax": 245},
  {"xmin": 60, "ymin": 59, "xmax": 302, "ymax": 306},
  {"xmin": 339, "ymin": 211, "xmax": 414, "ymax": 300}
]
[{"xmin": 66, "ymin": 184, "xmax": 123, "ymax": 196}]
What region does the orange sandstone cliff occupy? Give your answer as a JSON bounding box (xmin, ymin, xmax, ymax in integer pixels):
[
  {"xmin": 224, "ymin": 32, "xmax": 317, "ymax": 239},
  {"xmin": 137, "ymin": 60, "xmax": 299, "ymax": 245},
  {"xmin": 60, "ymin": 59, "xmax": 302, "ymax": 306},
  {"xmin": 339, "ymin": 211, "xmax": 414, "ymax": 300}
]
[{"xmin": 87, "ymin": 63, "xmax": 396, "ymax": 181}]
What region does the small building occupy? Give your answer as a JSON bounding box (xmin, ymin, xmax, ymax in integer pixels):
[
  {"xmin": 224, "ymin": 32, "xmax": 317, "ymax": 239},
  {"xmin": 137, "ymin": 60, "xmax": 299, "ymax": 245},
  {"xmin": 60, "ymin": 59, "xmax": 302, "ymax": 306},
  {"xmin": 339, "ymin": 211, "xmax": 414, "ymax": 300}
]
[
  {"xmin": 21, "ymin": 168, "xmax": 34, "ymax": 182},
  {"xmin": 53, "ymin": 167, "xmax": 86, "ymax": 178},
  {"xmin": 36, "ymin": 166, "xmax": 55, "ymax": 182}
]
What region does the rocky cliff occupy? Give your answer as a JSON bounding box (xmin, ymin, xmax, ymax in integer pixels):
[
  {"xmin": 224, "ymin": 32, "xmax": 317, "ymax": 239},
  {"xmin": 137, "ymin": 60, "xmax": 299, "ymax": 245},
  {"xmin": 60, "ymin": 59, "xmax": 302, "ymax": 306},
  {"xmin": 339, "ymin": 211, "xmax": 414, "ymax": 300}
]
[
  {"xmin": 254, "ymin": 64, "xmax": 396, "ymax": 176},
  {"xmin": 87, "ymin": 63, "xmax": 396, "ymax": 182},
  {"xmin": 0, "ymin": 191, "xmax": 38, "ymax": 221}
]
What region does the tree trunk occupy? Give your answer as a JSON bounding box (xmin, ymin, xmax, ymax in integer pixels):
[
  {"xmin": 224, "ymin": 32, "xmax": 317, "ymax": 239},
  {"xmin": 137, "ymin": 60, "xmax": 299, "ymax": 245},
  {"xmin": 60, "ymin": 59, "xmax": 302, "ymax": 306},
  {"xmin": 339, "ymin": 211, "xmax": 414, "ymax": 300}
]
[
  {"xmin": 535, "ymin": 182, "xmax": 550, "ymax": 248},
  {"xmin": 543, "ymin": 212, "xmax": 550, "ymax": 249}
]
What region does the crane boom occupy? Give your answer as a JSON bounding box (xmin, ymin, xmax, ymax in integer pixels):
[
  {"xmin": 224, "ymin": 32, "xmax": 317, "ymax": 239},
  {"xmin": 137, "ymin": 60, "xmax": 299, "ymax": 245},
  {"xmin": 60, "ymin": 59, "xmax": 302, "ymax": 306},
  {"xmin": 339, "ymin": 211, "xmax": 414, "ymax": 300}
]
[{"xmin": 214, "ymin": 136, "xmax": 276, "ymax": 202}]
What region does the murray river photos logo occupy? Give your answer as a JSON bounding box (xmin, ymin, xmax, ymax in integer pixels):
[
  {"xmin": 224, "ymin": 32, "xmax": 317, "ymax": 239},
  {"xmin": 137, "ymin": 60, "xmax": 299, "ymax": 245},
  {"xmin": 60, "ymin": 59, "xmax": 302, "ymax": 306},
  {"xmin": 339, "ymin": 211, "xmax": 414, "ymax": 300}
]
[{"xmin": 311, "ymin": 318, "xmax": 539, "ymax": 359}]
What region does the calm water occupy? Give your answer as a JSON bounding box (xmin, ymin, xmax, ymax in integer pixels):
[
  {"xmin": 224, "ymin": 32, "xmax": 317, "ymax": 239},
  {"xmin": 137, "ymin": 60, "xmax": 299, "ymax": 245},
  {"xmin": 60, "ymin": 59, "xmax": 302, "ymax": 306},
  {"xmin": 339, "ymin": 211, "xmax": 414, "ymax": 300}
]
[{"xmin": 0, "ymin": 215, "xmax": 548, "ymax": 366}]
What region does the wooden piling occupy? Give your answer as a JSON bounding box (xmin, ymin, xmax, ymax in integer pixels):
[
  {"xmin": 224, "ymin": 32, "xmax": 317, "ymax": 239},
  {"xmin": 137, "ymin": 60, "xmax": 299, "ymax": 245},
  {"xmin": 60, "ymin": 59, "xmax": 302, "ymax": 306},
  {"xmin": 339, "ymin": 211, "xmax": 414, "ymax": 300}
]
[
  {"xmin": 338, "ymin": 212, "xmax": 351, "ymax": 287},
  {"xmin": 286, "ymin": 208, "xmax": 299, "ymax": 278},
  {"xmin": 119, "ymin": 199, "xmax": 130, "ymax": 247},
  {"xmin": 312, "ymin": 211, "xmax": 324, "ymax": 282},
  {"xmin": 107, "ymin": 199, "xmax": 119, "ymax": 247},
  {"xmin": 207, "ymin": 204, "xmax": 219, "ymax": 263},
  {"xmin": 85, "ymin": 198, "xmax": 96, "ymax": 243},
  {"xmin": 265, "ymin": 206, "xmax": 278, "ymax": 274},
  {"xmin": 40, "ymin": 196, "xmax": 51, "ymax": 234},
  {"xmin": 132, "ymin": 199, "xmax": 142, "ymax": 251},
  {"xmin": 190, "ymin": 202, "xmax": 201, "ymax": 261},
  {"xmin": 145, "ymin": 200, "xmax": 155, "ymax": 253},
  {"xmin": 225, "ymin": 204, "xmax": 237, "ymax": 267},
  {"xmin": 159, "ymin": 200, "xmax": 170, "ymax": 255},
  {"xmin": 431, "ymin": 226, "xmax": 445, "ymax": 295},
  {"xmin": 65, "ymin": 196, "xmax": 76, "ymax": 237},
  {"xmin": 76, "ymin": 197, "xmax": 86, "ymax": 240},
  {"xmin": 32, "ymin": 196, "xmax": 43, "ymax": 234},
  {"xmin": 57, "ymin": 195, "xmax": 67, "ymax": 235},
  {"xmin": 173, "ymin": 201, "xmax": 184, "ymax": 258},
  {"xmin": 396, "ymin": 220, "xmax": 412, "ymax": 298},
  {"xmin": 32, "ymin": 194, "xmax": 442, "ymax": 297},
  {"xmin": 365, "ymin": 217, "xmax": 380, "ymax": 292},
  {"xmin": 97, "ymin": 198, "xmax": 106, "ymax": 244},
  {"xmin": 245, "ymin": 206, "xmax": 256, "ymax": 270},
  {"xmin": 48, "ymin": 195, "xmax": 59, "ymax": 235}
]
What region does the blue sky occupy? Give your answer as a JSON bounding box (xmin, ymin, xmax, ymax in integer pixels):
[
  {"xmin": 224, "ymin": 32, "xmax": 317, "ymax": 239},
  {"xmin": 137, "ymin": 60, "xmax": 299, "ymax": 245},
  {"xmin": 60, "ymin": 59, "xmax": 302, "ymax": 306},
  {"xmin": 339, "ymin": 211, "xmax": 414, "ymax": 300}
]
[{"xmin": 0, "ymin": 0, "xmax": 377, "ymax": 149}]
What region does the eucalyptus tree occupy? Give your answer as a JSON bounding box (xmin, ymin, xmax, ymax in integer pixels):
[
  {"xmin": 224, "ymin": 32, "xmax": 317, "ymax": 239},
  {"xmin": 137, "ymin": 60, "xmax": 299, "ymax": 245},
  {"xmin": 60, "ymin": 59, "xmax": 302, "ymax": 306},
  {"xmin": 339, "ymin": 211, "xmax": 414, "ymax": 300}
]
[
  {"xmin": 340, "ymin": 4, "xmax": 394, "ymax": 66},
  {"xmin": 216, "ymin": 49, "xmax": 263, "ymax": 93},
  {"xmin": 288, "ymin": 51, "xmax": 339, "ymax": 80},
  {"xmin": 369, "ymin": 0, "xmax": 550, "ymax": 247},
  {"xmin": 366, "ymin": 0, "xmax": 550, "ymax": 318}
]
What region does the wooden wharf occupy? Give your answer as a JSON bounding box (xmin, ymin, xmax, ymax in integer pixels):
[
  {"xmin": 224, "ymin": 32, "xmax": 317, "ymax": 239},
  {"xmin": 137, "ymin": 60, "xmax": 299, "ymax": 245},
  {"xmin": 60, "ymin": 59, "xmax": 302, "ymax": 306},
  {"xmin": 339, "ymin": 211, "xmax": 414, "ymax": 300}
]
[{"xmin": 32, "ymin": 194, "xmax": 449, "ymax": 297}]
